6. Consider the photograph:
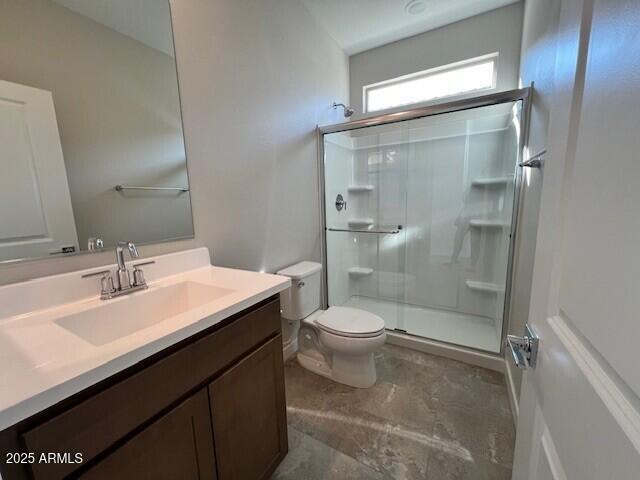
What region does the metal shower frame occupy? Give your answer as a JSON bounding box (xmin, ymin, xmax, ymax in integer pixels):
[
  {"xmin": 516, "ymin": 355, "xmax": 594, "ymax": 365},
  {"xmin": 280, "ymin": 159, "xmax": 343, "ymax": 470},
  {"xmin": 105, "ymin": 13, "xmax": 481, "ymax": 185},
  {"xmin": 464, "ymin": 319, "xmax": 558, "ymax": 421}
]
[{"xmin": 316, "ymin": 86, "xmax": 532, "ymax": 357}]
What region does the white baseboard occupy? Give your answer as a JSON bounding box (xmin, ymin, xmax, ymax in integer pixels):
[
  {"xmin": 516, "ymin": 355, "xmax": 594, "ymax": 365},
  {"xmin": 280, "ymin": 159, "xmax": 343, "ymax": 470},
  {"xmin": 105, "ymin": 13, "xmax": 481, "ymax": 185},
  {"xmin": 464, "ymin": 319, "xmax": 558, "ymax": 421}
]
[{"xmin": 386, "ymin": 331, "xmax": 505, "ymax": 372}]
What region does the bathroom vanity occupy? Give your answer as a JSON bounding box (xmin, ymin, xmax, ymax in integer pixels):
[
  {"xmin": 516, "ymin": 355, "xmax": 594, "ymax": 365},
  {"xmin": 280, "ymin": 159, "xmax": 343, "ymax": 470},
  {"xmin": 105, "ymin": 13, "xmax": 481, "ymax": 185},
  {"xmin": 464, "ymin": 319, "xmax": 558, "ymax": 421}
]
[{"xmin": 0, "ymin": 249, "xmax": 291, "ymax": 480}]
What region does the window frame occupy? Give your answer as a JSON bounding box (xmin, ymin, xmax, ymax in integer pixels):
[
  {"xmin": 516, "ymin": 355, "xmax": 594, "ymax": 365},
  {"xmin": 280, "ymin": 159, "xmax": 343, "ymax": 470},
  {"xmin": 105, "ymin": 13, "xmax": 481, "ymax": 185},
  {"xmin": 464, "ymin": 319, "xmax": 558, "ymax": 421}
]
[{"xmin": 362, "ymin": 52, "xmax": 499, "ymax": 114}]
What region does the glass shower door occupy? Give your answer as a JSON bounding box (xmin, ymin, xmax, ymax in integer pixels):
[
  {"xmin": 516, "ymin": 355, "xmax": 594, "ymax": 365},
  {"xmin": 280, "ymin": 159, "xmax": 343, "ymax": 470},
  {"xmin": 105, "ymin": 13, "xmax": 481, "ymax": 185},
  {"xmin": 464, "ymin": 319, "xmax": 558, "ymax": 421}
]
[
  {"xmin": 400, "ymin": 102, "xmax": 521, "ymax": 352},
  {"xmin": 323, "ymin": 98, "xmax": 523, "ymax": 353},
  {"xmin": 324, "ymin": 121, "xmax": 409, "ymax": 332}
]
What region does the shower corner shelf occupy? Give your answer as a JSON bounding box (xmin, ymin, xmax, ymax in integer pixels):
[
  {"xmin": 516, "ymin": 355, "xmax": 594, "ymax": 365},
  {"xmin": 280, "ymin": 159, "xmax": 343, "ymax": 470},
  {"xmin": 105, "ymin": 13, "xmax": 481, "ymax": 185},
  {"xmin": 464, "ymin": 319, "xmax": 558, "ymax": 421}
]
[
  {"xmin": 348, "ymin": 218, "xmax": 374, "ymax": 228},
  {"xmin": 469, "ymin": 219, "xmax": 507, "ymax": 228},
  {"xmin": 465, "ymin": 280, "xmax": 505, "ymax": 293},
  {"xmin": 348, "ymin": 267, "xmax": 374, "ymax": 277},
  {"xmin": 347, "ymin": 184, "xmax": 374, "ymax": 193},
  {"xmin": 471, "ymin": 176, "xmax": 513, "ymax": 187}
]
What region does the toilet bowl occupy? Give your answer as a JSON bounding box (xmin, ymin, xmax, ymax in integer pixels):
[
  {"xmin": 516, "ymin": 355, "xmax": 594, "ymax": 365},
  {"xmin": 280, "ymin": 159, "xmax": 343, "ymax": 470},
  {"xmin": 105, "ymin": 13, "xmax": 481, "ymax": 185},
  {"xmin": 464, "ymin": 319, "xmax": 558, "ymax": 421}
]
[{"xmin": 278, "ymin": 262, "xmax": 386, "ymax": 388}]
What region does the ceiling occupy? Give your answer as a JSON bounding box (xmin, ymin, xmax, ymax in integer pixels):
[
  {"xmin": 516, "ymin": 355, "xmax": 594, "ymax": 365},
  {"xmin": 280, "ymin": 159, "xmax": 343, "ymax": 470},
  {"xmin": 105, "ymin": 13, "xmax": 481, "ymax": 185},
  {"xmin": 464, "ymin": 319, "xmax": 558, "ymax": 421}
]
[
  {"xmin": 52, "ymin": 0, "xmax": 174, "ymax": 56},
  {"xmin": 300, "ymin": 0, "xmax": 520, "ymax": 55}
]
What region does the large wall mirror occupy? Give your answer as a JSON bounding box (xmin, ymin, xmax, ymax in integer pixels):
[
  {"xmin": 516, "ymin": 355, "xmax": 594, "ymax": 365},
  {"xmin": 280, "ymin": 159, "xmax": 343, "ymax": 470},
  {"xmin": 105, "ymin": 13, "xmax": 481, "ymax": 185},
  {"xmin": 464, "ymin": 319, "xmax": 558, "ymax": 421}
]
[{"xmin": 0, "ymin": 0, "xmax": 193, "ymax": 263}]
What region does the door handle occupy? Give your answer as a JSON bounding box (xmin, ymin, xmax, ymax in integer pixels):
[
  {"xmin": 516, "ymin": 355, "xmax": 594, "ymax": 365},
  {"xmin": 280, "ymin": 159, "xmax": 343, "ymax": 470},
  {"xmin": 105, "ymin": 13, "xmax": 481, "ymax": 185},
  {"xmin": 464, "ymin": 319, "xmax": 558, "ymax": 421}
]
[{"xmin": 506, "ymin": 324, "xmax": 539, "ymax": 369}]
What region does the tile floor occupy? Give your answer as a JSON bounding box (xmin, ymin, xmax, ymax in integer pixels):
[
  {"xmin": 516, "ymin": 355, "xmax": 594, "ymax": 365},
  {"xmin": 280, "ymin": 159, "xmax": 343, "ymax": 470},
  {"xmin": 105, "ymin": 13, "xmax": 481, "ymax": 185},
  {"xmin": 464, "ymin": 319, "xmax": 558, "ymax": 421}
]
[{"xmin": 272, "ymin": 344, "xmax": 515, "ymax": 480}]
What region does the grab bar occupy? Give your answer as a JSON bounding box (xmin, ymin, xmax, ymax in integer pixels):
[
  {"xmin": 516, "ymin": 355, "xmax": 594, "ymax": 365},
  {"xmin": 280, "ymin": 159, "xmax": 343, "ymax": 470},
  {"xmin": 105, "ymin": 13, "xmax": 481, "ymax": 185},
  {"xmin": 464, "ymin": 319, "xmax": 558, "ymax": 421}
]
[
  {"xmin": 115, "ymin": 185, "xmax": 189, "ymax": 192},
  {"xmin": 327, "ymin": 226, "xmax": 402, "ymax": 235}
]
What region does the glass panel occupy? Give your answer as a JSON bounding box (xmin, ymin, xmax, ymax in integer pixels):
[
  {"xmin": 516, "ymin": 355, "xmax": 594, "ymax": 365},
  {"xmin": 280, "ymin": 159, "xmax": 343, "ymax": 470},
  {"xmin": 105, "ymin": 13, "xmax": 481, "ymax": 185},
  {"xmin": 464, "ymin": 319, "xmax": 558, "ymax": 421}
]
[
  {"xmin": 401, "ymin": 101, "xmax": 521, "ymax": 352},
  {"xmin": 324, "ymin": 121, "xmax": 409, "ymax": 332},
  {"xmin": 323, "ymin": 99, "xmax": 522, "ymax": 353}
]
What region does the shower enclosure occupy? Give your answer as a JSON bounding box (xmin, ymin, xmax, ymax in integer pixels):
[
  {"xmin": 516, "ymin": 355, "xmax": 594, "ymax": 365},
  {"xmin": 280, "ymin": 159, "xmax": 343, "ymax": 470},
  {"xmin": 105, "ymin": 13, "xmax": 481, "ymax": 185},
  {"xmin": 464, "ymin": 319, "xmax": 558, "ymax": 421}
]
[{"xmin": 319, "ymin": 88, "xmax": 529, "ymax": 354}]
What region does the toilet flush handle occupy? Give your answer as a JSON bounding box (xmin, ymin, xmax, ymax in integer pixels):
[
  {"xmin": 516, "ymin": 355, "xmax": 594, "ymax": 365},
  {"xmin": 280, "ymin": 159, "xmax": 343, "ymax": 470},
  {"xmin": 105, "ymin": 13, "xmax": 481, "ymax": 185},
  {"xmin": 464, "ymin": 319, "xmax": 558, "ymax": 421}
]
[{"xmin": 297, "ymin": 281, "xmax": 305, "ymax": 288}]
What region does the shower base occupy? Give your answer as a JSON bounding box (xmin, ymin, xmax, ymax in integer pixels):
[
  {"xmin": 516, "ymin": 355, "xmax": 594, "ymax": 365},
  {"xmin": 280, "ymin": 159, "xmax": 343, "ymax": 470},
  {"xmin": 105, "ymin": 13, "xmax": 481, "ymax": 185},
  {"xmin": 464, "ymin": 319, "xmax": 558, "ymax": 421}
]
[{"xmin": 343, "ymin": 295, "xmax": 501, "ymax": 353}]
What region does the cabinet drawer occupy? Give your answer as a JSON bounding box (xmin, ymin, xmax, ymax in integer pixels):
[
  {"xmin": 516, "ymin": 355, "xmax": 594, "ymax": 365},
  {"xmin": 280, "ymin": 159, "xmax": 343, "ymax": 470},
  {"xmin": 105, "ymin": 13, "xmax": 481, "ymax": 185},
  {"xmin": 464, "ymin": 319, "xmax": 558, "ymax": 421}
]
[{"xmin": 21, "ymin": 297, "xmax": 280, "ymax": 480}]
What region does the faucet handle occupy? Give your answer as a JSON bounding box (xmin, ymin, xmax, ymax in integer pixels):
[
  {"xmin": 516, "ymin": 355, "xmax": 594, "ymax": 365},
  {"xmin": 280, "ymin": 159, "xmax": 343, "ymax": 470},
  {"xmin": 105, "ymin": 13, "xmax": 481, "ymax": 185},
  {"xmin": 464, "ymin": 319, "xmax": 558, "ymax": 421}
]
[
  {"xmin": 132, "ymin": 261, "xmax": 155, "ymax": 268},
  {"xmin": 132, "ymin": 261, "xmax": 155, "ymax": 287},
  {"xmin": 82, "ymin": 269, "xmax": 111, "ymax": 279},
  {"xmin": 82, "ymin": 270, "xmax": 116, "ymax": 298}
]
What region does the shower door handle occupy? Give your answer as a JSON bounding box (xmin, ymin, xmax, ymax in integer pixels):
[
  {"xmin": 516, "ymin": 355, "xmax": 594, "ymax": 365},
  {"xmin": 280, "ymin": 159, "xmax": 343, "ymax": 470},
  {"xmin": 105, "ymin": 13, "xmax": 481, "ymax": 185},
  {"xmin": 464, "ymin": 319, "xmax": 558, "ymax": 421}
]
[{"xmin": 506, "ymin": 324, "xmax": 539, "ymax": 369}]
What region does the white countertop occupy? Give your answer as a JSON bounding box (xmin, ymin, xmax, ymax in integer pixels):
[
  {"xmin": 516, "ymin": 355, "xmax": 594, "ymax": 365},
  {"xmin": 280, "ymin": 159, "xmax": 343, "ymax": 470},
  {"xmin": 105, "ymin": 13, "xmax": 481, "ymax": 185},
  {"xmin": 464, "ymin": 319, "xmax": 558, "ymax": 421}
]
[{"xmin": 0, "ymin": 248, "xmax": 290, "ymax": 430}]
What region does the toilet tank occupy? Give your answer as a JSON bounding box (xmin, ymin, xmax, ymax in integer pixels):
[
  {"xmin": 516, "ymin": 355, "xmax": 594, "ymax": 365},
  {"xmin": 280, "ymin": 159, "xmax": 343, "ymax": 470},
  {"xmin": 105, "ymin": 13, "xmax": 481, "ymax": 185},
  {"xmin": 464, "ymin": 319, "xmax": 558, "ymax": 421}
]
[{"xmin": 277, "ymin": 261, "xmax": 322, "ymax": 320}]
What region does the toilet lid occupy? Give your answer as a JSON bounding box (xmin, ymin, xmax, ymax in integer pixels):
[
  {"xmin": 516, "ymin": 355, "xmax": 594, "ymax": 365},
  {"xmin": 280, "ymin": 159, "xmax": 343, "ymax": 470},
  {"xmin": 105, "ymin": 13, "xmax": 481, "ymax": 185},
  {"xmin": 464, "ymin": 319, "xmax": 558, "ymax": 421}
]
[{"xmin": 316, "ymin": 307, "xmax": 385, "ymax": 337}]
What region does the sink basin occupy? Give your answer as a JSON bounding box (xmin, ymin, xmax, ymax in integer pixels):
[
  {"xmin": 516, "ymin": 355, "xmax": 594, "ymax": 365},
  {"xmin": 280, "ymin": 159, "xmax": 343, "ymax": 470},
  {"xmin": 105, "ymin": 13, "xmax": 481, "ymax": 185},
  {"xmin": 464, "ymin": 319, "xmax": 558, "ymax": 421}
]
[{"xmin": 56, "ymin": 281, "xmax": 235, "ymax": 346}]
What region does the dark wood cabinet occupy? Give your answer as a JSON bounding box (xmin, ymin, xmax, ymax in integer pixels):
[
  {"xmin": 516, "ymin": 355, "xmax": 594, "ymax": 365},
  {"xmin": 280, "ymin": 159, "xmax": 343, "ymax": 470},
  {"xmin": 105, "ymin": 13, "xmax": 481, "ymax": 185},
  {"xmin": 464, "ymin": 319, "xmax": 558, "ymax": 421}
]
[
  {"xmin": 209, "ymin": 336, "xmax": 287, "ymax": 480},
  {"xmin": 0, "ymin": 296, "xmax": 287, "ymax": 480},
  {"xmin": 80, "ymin": 389, "xmax": 217, "ymax": 480}
]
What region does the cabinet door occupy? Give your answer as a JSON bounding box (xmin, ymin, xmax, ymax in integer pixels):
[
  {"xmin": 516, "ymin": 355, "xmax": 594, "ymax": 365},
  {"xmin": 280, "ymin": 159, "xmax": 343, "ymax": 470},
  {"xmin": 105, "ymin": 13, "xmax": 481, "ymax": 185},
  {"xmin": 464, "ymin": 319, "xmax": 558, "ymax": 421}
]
[
  {"xmin": 80, "ymin": 389, "xmax": 216, "ymax": 480},
  {"xmin": 209, "ymin": 335, "xmax": 287, "ymax": 480}
]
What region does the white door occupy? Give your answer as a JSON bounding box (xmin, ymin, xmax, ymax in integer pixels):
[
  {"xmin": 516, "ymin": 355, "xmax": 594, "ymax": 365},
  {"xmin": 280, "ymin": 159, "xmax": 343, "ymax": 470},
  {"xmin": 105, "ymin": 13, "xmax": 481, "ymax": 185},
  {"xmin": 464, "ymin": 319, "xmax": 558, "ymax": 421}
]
[
  {"xmin": 0, "ymin": 80, "xmax": 78, "ymax": 261},
  {"xmin": 512, "ymin": 0, "xmax": 640, "ymax": 478}
]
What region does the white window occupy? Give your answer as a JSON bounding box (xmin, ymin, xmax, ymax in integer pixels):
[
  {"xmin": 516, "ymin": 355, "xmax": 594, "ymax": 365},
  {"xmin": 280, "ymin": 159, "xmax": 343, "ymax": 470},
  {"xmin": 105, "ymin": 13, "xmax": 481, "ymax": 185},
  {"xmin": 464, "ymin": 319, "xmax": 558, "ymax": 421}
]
[{"xmin": 363, "ymin": 53, "xmax": 498, "ymax": 113}]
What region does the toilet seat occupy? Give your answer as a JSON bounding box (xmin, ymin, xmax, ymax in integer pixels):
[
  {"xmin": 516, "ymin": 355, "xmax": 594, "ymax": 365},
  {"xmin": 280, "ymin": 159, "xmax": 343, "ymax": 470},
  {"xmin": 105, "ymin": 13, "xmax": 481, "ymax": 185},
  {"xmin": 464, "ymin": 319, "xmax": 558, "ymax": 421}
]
[{"xmin": 315, "ymin": 307, "xmax": 385, "ymax": 338}]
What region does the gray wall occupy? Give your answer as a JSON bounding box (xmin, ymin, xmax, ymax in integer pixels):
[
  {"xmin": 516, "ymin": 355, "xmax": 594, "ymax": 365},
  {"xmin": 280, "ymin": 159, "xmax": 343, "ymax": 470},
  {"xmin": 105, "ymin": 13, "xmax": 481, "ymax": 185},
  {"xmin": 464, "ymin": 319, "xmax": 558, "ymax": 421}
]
[
  {"xmin": 348, "ymin": 2, "xmax": 524, "ymax": 119},
  {"xmin": 0, "ymin": 0, "xmax": 193, "ymax": 250},
  {"xmin": 0, "ymin": 0, "xmax": 349, "ymax": 285}
]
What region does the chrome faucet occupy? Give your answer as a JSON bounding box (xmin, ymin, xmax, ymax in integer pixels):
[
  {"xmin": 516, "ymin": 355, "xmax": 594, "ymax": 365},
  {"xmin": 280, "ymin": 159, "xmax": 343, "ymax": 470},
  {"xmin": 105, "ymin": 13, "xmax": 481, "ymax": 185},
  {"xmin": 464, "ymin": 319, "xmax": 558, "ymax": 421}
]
[
  {"xmin": 115, "ymin": 241, "xmax": 139, "ymax": 290},
  {"xmin": 82, "ymin": 241, "xmax": 155, "ymax": 300}
]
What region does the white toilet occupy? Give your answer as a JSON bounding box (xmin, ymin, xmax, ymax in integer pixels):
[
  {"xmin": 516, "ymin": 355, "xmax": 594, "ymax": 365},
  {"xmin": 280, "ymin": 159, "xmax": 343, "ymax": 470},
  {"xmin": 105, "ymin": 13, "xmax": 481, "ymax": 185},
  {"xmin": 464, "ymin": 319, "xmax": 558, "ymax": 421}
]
[{"xmin": 277, "ymin": 261, "xmax": 386, "ymax": 388}]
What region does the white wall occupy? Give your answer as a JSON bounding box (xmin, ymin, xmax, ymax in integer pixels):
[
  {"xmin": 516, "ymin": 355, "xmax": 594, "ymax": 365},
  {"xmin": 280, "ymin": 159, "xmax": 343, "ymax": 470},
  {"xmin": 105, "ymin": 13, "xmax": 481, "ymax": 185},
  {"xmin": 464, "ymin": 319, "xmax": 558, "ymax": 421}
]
[
  {"xmin": 0, "ymin": 0, "xmax": 192, "ymax": 250},
  {"xmin": 348, "ymin": 2, "xmax": 524, "ymax": 118},
  {"xmin": 0, "ymin": 0, "xmax": 349, "ymax": 285}
]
